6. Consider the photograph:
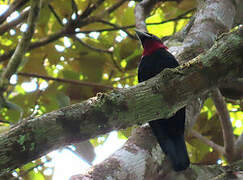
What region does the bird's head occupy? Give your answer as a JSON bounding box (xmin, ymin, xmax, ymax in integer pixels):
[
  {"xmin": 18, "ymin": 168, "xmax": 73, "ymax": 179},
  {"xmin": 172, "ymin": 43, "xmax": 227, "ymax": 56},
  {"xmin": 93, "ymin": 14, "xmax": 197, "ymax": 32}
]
[{"xmin": 135, "ymin": 30, "xmax": 168, "ymax": 56}]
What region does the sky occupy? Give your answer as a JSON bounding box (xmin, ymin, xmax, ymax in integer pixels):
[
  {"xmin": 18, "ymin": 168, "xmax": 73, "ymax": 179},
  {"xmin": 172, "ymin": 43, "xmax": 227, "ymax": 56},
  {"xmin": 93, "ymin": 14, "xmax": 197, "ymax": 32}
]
[{"xmin": 52, "ymin": 131, "xmax": 126, "ymax": 180}]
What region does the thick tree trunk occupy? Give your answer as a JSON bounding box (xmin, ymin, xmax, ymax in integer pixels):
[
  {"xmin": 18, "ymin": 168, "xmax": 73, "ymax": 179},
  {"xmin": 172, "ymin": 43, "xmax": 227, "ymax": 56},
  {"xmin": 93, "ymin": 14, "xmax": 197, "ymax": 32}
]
[{"xmin": 71, "ymin": 126, "xmax": 243, "ymax": 180}]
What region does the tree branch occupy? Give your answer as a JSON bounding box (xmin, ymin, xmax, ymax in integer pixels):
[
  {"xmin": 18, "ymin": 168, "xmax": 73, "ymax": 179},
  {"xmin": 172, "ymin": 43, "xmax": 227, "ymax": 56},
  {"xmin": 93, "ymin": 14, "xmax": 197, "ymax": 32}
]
[
  {"xmin": 71, "ymin": 128, "xmax": 243, "ymax": 180},
  {"xmin": 190, "ymin": 130, "xmax": 224, "ymax": 154},
  {"xmin": 211, "ymin": 88, "xmax": 235, "ymax": 162},
  {"xmin": 0, "ymin": 8, "xmax": 29, "ymax": 35},
  {"xmin": 234, "ymin": 0, "xmax": 243, "ymax": 26},
  {"xmin": 220, "ymin": 78, "xmax": 243, "ymax": 99},
  {"xmin": 0, "ymin": 27, "xmax": 242, "ymax": 175},
  {"xmin": 17, "ymin": 72, "xmax": 114, "ymax": 90},
  {"xmin": 0, "ymin": 10, "xmax": 193, "ymax": 63},
  {"xmin": 0, "ymin": 29, "xmax": 66, "ymax": 63},
  {"xmin": 0, "ymin": 0, "xmax": 42, "ymax": 91},
  {"xmin": 71, "ymin": 126, "xmax": 164, "ymax": 180},
  {"xmin": 134, "ymin": 0, "xmax": 188, "ymax": 31},
  {"xmin": 169, "ymin": 0, "xmax": 236, "ymax": 133},
  {"xmin": 78, "ymin": 0, "xmax": 105, "ymax": 20},
  {"xmin": 71, "ymin": 0, "xmax": 239, "ymax": 178},
  {"xmin": 73, "ymin": 36, "xmax": 113, "ymax": 54},
  {"xmin": 103, "ymin": 0, "xmax": 127, "ymax": 15},
  {"xmin": 0, "ymin": 0, "xmax": 29, "ymax": 25},
  {"xmin": 78, "ymin": 16, "xmax": 191, "ymax": 34},
  {"xmin": 97, "ymin": 20, "xmax": 137, "ymax": 39},
  {"xmin": 0, "ymin": 0, "xmax": 127, "ymax": 63},
  {"xmin": 175, "ymin": 0, "xmax": 236, "ymax": 63},
  {"xmin": 0, "ymin": 119, "xmax": 11, "ymax": 124},
  {"xmin": 109, "ymin": 54, "xmax": 125, "ymax": 73},
  {"xmin": 48, "ymin": 4, "xmax": 63, "ymax": 27},
  {"xmin": 134, "ymin": 0, "xmax": 158, "ymax": 31}
]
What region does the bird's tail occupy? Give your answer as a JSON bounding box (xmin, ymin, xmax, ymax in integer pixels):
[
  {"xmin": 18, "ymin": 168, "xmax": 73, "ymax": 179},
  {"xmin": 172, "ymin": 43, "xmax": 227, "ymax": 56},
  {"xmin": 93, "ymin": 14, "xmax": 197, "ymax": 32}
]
[
  {"xmin": 161, "ymin": 135, "xmax": 190, "ymax": 171},
  {"xmin": 149, "ymin": 119, "xmax": 190, "ymax": 171}
]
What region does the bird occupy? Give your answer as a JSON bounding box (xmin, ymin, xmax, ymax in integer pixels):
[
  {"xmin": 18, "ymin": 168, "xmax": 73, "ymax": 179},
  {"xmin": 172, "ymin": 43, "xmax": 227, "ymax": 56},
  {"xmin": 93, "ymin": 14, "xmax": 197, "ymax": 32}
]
[{"xmin": 136, "ymin": 30, "xmax": 190, "ymax": 171}]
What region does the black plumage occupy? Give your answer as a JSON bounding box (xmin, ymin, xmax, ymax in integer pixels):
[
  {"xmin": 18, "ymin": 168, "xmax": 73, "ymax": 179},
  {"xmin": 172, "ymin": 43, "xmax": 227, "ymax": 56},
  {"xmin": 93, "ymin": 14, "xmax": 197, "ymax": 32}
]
[{"xmin": 136, "ymin": 30, "xmax": 190, "ymax": 171}]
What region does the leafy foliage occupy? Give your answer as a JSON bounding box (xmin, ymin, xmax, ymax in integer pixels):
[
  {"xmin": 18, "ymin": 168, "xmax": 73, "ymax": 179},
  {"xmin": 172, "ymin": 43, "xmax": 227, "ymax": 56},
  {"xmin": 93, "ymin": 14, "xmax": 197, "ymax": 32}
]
[{"xmin": 0, "ymin": 0, "xmax": 242, "ymax": 178}]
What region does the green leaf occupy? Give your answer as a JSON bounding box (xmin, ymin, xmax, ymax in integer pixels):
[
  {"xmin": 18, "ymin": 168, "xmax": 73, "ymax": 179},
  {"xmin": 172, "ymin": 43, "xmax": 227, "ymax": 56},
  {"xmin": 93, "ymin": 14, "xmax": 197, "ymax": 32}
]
[
  {"xmin": 56, "ymin": 92, "xmax": 70, "ymax": 108},
  {"xmin": 21, "ymin": 162, "xmax": 46, "ymax": 180},
  {"xmin": 118, "ymin": 127, "xmax": 134, "ymax": 139},
  {"xmin": 146, "ymin": 10, "xmax": 174, "ymax": 37},
  {"xmin": 187, "ymin": 138, "xmax": 211, "ymax": 163},
  {"xmin": 62, "ymin": 70, "xmax": 80, "ymax": 80},
  {"xmin": 5, "ymin": 100, "xmax": 23, "ymax": 113},
  {"xmin": 90, "ymin": 135, "xmax": 108, "ymax": 147}
]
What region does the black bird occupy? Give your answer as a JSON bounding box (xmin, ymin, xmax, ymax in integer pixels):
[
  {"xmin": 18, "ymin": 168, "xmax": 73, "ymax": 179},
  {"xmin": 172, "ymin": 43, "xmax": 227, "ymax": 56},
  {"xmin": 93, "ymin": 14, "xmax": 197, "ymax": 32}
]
[{"xmin": 136, "ymin": 30, "xmax": 190, "ymax": 171}]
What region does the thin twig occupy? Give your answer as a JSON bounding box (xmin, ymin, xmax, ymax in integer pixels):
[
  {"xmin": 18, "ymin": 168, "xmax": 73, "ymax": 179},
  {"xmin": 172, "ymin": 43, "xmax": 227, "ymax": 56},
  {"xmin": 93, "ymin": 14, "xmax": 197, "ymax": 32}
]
[
  {"xmin": 0, "ymin": 29, "xmax": 66, "ymax": 63},
  {"xmin": 135, "ymin": 1, "xmax": 194, "ymax": 32},
  {"xmin": 49, "ymin": 5, "xmax": 110, "ymax": 55},
  {"xmin": 211, "ymin": 88, "xmax": 235, "ymax": 162},
  {"xmin": 179, "ymin": 15, "xmax": 196, "ymax": 39},
  {"xmin": 48, "ymin": 4, "xmax": 63, "ymax": 27},
  {"xmin": 0, "ymin": 0, "xmax": 42, "ymax": 90},
  {"xmin": 0, "ymin": 119, "xmax": 11, "ymax": 124},
  {"xmin": 17, "ymin": 72, "xmax": 114, "ymax": 90},
  {"xmin": 73, "ymin": 36, "xmax": 112, "ymax": 54},
  {"xmin": 0, "ymin": 0, "xmax": 29, "ymax": 25},
  {"xmin": 71, "ymin": 0, "xmax": 78, "ymax": 15},
  {"xmin": 76, "ymin": 0, "xmax": 127, "ymax": 29},
  {"xmin": 173, "ymin": 20, "xmax": 178, "ymax": 35},
  {"xmin": 103, "ymin": 0, "xmax": 127, "ymax": 14},
  {"xmin": 78, "ymin": 0, "xmax": 105, "ymax": 20},
  {"xmin": 110, "ymin": 54, "xmax": 124, "ymax": 73},
  {"xmin": 0, "ymin": 11, "xmax": 192, "ymax": 63},
  {"xmin": 79, "ymin": 16, "xmax": 191, "ymax": 34},
  {"xmin": 190, "ymin": 129, "xmax": 225, "ymax": 154},
  {"xmin": 97, "ymin": 20, "xmax": 137, "ymax": 39},
  {"xmin": 0, "ymin": 8, "xmax": 29, "ymax": 35}
]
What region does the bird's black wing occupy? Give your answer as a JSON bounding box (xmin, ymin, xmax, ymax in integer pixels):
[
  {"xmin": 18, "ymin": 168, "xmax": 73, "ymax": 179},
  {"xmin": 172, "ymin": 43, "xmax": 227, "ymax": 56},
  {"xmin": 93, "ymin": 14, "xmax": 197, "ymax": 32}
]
[{"xmin": 138, "ymin": 48, "xmax": 190, "ymax": 171}]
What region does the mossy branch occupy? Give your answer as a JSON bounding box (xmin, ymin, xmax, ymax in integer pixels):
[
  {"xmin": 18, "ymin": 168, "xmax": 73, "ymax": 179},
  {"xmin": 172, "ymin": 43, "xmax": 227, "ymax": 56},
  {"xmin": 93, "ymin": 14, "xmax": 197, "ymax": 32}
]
[
  {"xmin": 0, "ymin": 27, "xmax": 242, "ymax": 175},
  {"xmin": 0, "ymin": 0, "xmax": 42, "ymax": 91}
]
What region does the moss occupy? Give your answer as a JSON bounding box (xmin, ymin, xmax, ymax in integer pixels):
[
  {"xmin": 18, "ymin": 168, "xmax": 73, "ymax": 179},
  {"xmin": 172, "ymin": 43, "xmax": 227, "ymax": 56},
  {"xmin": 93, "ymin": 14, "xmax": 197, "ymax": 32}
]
[
  {"xmin": 56, "ymin": 111, "xmax": 81, "ymax": 134},
  {"xmin": 191, "ymin": 165, "xmax": 204, "ymax": 176},
  {"xmin": 17, "ymin": 135, "xmax": 26, "ymax": 145},
  {"xmin": 95, "ymin": 91, "xmax": 128, "ymax": 115},
  {"xmin": 17, "ymin": 134, "xmax": 32, "ymax": 151},
  {"xmin": 30, "ymin": 143, "xmax": 35, "ymax": 151}
]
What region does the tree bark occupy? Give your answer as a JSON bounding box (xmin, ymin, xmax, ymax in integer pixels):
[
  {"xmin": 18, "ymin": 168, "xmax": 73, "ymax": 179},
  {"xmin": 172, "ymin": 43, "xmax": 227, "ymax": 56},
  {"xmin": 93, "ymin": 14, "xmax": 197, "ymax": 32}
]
[
  {"xmin": 71, "ymin": 126, "xmax": 243, "ymax": 180},
  {"xmin": 71, "ymin": 0, "xmax": 241, "ymax": 178},
  {"xmin": 167, "ymin": 0, "xmax": 236, "ymax": 130},
  {"xmin": 0, "ymin": 26, "xmax": 243, "ymax": 175},
  {"xmin": 71, "ymin": 126, "xmax": 162, "ymax": 180}
]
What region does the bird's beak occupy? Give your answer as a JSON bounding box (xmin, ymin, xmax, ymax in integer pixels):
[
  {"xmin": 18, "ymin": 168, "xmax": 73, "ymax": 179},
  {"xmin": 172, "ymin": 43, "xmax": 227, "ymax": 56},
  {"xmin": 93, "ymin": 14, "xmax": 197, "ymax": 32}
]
[{"xmin": 135, "ymin": 29, "xmax": 152, "ymax": 42}]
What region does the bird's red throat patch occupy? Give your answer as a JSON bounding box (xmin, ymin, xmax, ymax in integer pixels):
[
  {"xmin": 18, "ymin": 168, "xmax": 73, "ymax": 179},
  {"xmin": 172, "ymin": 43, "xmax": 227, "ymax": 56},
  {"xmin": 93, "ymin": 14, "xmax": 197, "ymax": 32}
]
[{"xmin": 142, "ymin": 40, "xmax": 168, "ymax": 57}]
